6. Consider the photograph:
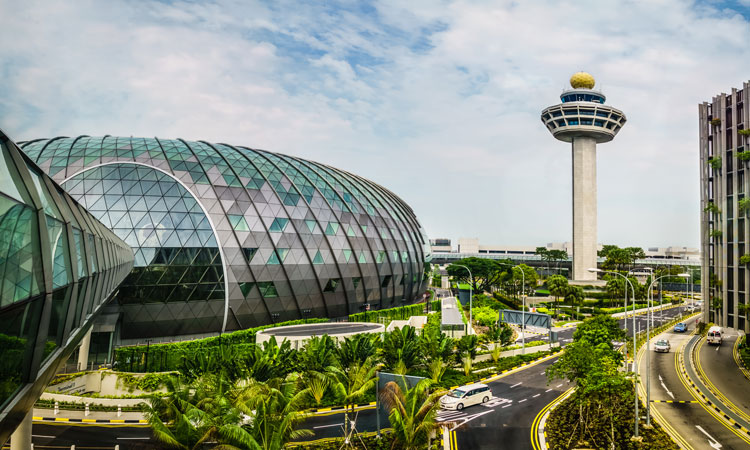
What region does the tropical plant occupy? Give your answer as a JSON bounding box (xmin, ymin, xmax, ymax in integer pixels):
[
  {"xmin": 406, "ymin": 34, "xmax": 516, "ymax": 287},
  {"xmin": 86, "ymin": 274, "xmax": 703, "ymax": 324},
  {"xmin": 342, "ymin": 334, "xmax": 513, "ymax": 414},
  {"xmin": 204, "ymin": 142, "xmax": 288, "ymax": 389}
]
[
  {"xmin": 379, "ymin": 378, "xmax": 446, "ymax": 450},
  {"xmin": 299, "ymin": 370, "xmax": 330, "ymax": 408},
  {"xmin": 145, "ymin": 374, "xmax": 258, "ymax": 449},
  {"xmin": 327, "ymin": 357, "xmax": 382, "ymax": 439},
  {"xmin": 704, "ymin": 201, "xmax": 721, "ymax": 215},
  {"xmin": 426, "ymin": 359, "xmax": 447, "ymax": 383},
  {"xmin": 455, "ymin": 335, "xmax": 479, "ymax": 365},
  {"xmin": 710, "ymin": 117, "xmax": 721, "ymax": 126},
  {"xmin": 298, "ymin": 335, "xmax": 336, "ymax": 373},
  {"xmin": 235, "ymin": 377, "xmax": 314, "ymax": 449},
  {"xmin": 446, "ymin": 257, "xmax": 511, "ymax": 292},
  {"xmin": 709, "ymin": 156, "xmax": 722, "ymax": 170},
  {"xmin": 741, "ymin": 254, "xmax": 750, "ymax": 265},
  {"xmin": 336, "ymin": 333, "xmax": 379, "ymax": 368},
  {"xmin": 547, "ymin": 275, "xmax": 569, "ymax": 316},
  {"xmin": 710, "ymin": 229, "xmax": 723, "ymax": 239},
  {"xmin": 420, "ymin": 327, "xmax": 454, "ymax": 364},
  {"xmin": 382, "ymin": 326, "xmax": 421, "ymax": 374}
]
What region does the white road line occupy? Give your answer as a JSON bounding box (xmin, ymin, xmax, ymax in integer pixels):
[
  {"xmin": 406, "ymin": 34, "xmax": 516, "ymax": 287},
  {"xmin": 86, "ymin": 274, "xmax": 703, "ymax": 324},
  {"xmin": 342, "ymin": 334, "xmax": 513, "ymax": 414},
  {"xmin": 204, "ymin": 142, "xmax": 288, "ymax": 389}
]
[
  {"xmin": 116, "ymin": 437, "xmax": 151, "ymax": 440},
  {"xmin": 314, "ymin": 423, "xmax": 343, "ymax": 429},
  {"xmin": 695, "ymin": 425, "xmax": 723, "ymax": 448},
  {"xmin": 556, "ymin": 384, "xmax": 563, "ymax": 388},
  {"xmin": 658, "ymin": 374, "xmax": 675, "ymax": 399},
  {"xmin": 545, "ymin": 389, "xmax": 552, "ymax": 392},
  {"xmin": 532, "ymin": 394, "xmax": 541, "ymax": 398},
  {"xmin": 32, "ymin": 435, "xmax": 55, "ymax": 439},
  {"xmin": 502, "ymin": 404, "xmax": 512, "ymax": 408},
  {"xmin": 510, "ymin": 382, "xmax": 522, "ymax": 388},
  {"xmin": 540, "ymin": 372, "xmax": 545, "ymax": 375},
  {"xmin": 519, "ymin": 399, "xmax": 527, "ymax": 403}
]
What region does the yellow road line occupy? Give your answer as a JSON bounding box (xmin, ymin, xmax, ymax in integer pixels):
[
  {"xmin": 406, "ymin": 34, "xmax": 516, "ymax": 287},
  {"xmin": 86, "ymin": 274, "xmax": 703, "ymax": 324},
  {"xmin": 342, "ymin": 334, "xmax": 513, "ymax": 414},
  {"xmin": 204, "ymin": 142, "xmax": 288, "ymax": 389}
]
[
  {"xmin": 530, "ymin": 386, "xmax": 575, "ymax": 450},
  {"xmin": 694, "ymin": 337, "xmax": 750, "ymax": 424},
  {"xmin": 675, "ymin": 339, "xmax": 750, "ymax": 445}
]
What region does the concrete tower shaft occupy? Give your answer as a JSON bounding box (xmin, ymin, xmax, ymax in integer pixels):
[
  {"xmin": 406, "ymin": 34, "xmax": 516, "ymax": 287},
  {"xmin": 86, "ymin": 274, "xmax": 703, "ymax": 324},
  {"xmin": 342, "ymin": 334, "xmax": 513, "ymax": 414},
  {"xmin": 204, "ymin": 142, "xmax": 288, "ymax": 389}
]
[{"xmin": 540, "ymin": 73, "xmax": 626, "ymax": 281}]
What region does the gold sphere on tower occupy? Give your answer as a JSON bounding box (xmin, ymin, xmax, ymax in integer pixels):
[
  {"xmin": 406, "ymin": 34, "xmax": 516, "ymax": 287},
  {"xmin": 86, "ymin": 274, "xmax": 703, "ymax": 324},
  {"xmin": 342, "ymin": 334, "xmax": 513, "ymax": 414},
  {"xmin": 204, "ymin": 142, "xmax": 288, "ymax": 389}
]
[{"xmin": 570, "ymin": 72, "xmax": 595, "ymax": 89}]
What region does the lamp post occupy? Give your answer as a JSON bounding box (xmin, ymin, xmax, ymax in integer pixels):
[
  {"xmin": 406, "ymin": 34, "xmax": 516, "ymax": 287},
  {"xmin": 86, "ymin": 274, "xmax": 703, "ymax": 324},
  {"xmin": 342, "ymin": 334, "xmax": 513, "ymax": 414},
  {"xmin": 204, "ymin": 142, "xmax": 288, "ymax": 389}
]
[
  {"xmin": 588, "ymin": 267, "xmax": 634, "ymax": 335},
  {"xmin": 453, "ymin": 264, "xmax": 473, "ymax": 333},
  {"xmin": 589, "ymin": 267, "xmax": 639, "ymax": 437},
  {"xmin": 645, "ymin": 272, "xmax": 690, "ymax": 426},
  {"xmin": 498, "ymin": 262, "xmax": 528, "ymax": 354}
]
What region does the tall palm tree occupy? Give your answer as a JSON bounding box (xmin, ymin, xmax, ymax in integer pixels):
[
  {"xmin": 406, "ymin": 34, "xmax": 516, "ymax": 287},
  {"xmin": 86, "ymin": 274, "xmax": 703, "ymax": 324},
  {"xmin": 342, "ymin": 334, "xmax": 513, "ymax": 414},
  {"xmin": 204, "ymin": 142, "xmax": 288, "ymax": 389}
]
[
  {"xmin": 379, "ymin": 378, "xmax": 446, "ymax": 450},
  {"xmin": 382, "ymin": 326, "xmax": 420, "ymax": 374},
  {"xmin": 327, "ymin": 357, "xmax": 382, "ymax": 439}
]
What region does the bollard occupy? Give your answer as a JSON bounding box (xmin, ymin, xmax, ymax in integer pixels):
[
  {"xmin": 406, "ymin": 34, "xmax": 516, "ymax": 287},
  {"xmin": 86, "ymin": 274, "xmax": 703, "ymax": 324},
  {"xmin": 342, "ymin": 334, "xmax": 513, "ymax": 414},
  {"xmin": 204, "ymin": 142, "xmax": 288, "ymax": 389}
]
[
  {"xmin": 54, "ymin": 401, "xmax": 59, "ymax": 415},
  {"xmin": 117, "ymin": 405, "xmax": 122, "ymax": 417},
  {"xmin": 115, "ymin": 446, "xmax": 119, "ymax": 450},
  {"xmin": 71, "ymin": 446, "xmax": 75, "ymax": 450},
  {"xmin": 84, "ymin": 404, "xmax": 89, "ymax": 417}
]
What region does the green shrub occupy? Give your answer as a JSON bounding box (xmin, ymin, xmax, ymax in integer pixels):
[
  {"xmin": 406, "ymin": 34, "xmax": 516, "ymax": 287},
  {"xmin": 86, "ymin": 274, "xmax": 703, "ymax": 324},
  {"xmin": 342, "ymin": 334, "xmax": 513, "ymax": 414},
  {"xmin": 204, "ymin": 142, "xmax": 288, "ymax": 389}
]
[
  {"xmin": 349, "ymin": 303, "xmax": 425, "ymax": 323},
  {"xmin": 472, "ymin": 306, "xmax": 499, "ymax": 326}
]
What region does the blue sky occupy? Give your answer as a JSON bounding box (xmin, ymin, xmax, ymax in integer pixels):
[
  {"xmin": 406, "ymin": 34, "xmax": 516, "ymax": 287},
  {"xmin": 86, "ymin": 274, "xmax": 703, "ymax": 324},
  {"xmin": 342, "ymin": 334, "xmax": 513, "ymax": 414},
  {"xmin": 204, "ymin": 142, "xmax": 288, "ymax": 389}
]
[{"xmin": 1, "ymin": 0, "xmax": 750, "ymax": 249}]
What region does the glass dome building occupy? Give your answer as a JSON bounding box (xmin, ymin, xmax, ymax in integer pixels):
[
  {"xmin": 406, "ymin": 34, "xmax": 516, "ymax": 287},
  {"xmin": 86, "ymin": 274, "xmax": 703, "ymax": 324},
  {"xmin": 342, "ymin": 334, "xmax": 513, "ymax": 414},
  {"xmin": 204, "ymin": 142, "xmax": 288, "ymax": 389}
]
[{"xmin": 19, "ymin": 137, "xmax": 430, "ymax": 339}]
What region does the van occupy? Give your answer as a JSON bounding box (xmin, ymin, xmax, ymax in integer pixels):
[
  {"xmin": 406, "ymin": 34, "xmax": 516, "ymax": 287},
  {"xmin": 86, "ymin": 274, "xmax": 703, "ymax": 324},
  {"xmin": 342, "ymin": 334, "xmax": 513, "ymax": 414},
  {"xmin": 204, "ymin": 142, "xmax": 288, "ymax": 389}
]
[
  {"xmin": 707, "ymin": 326, "xmax": 723, "ymax": 345},
  {"xmin": 439, "ymin": 383, "xmax": 492, "ymax": 410}
]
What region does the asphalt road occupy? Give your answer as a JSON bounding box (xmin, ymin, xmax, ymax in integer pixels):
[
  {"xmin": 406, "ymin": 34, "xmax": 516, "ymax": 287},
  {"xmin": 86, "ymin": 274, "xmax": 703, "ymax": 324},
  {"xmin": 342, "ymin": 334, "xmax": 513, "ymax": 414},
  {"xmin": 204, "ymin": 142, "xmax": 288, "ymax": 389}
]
[
  {"xmin": 695, "ymin": 330, "xmax": 750, "ymax": 423},
  {"xmin": 30, "ymin": 423, "xmax": 155, "ymax": 449},
  {"xmin": 641, "ymin": 319, "xmax": 750, "ymax": 449}
]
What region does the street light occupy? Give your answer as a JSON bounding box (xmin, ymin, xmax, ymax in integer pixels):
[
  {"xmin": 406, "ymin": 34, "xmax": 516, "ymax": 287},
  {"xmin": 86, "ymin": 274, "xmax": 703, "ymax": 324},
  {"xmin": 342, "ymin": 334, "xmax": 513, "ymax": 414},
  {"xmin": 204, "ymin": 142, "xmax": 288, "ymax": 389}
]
[
  {"xmin": 588, "ymin": 267, "xmax": 634, "ymax": 335},
  {"xmin": 589, "ymin": 267, "xmax": 639, "ymax": 437},
  {"xmin": 453, "ymin": 264, "xmax": 473, "ymax": 333},
  {"xmin": 644, "ymin": 272, "xmax": 689, "ymax": 427},
  {"xmin": 497, "ymin": 262, "xmax": 527, "ymax": 354}
]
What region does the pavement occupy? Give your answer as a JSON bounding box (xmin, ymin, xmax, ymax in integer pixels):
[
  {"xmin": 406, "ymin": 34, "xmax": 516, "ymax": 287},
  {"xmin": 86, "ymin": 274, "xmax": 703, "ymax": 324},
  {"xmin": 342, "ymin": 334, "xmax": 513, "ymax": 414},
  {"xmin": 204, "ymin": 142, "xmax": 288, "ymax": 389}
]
[{"xmin": 639, "ymin": 320, "xmax": 750, "ymax": 449}]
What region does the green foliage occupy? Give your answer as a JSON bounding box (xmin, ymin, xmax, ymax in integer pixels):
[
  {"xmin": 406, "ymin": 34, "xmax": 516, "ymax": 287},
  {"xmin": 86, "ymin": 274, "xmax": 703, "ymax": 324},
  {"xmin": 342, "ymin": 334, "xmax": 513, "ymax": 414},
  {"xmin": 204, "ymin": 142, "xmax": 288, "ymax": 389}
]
[
  {"xmin": 704, "ymin": 201, "xmax": 721, "ymax": 215},
  {"xmin": 446, "ymin": 257, "xmax": 513, "ymax": 293},
  {"xmin": 113, "ymin": 318, "xmax": 328, "ymax": 373},
  {"xmin": 708, "ymin": 156, "xmax": 722, "ymax": 169},
  {"xmin": 739, "ymin": 336, "xmax": 750, "ymax": 369},
  {"xmin": 597, "ymin": 245, "xmax": 646, "ymax": 271},
  {"xmin": 335, "ymin": 334, "xmax": 379, "ymax": 368},
  {"xmin": 740, "ymin": 254, "xmax": 750, "ymax": 265},
  {"xmin": 49, "ymin": 371, "xmax": 88, "ymax": 386},
  {"xmin": 118, "ymin": 372, "xmax": 173, "ymax": 392},
  {"xmin": 738, "ymin": 151, "xmax": 750, "ymax": 161},
  {"xmin": 472, "ymin": 306, "xmax": 499, "ymax": 327},
  {"xmin": 349, "ymin": 303, "xmax": 425, "ymax": 323},
  {"xmin": 709, "ymin": 229, "xmax": 723, "ymax": 239},
  {"xmin": 710, "ymin": 117, "xmax": 721, "ymax": 126},
  {"xmin": 382, "ymin": 326, "xmax": 421, "ymax": 374},
  {"xmin": 379, "ymin": 378, "xmax": 444, "ymax": 450},
  {"xmin": 739, "ymin": 129, "xmax": 750, "ymax": 136}
]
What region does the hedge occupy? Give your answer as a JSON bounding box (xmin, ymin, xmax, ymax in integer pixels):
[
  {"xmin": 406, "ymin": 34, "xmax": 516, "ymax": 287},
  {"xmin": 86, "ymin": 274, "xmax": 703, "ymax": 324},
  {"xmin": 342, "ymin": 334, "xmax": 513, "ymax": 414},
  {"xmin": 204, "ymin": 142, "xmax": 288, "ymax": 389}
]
[
  {"xmin": 349, "ymin": 303, "xmax": 426, "ymax": 323},
  {"xmin": 113, "ymin": 318, "xmax": 328, "ymax": 373}
]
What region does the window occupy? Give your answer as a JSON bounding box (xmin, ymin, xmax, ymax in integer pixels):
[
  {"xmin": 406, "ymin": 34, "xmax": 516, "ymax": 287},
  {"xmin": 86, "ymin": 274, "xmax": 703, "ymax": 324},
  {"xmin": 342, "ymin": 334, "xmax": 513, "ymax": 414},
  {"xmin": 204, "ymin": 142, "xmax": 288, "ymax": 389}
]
[
  {"xmin": 324, "ymin": 279, "xmax": 340, "ymax": 293},
  {"xmin": 381, "ymin": 275, "xmax": 392, "ymax": 288},
  {"xmin": 243, "ymin": 247, "xmax": 258, "ymax": 263},
  {"xmin": 228, "ymin": 215, "xmax": 249, "ymax": 231},
  {"xmin": 269, "ymin": 217, "xmax": 288, "ymax": 232},
  {"xmin": 312, "ymin": 250, "xmax": 324, "ymax": 264},
  {"xmin": 324, "ymin": 222, "xmax": 339, "ymax": 236},
  {"xmin": 258, "ymin": 281, "xmax": 278, "ymax": 298}
]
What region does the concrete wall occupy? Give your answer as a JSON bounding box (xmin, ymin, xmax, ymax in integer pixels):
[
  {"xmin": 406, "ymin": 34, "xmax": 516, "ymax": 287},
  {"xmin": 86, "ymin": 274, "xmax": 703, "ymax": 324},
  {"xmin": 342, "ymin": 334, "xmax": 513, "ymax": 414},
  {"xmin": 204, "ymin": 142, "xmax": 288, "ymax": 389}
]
[
  {"xmin": 571, "ymin": 136, "xmax": 598, "ymax": 281},
  {"xmin": 46, "ymin": 370, "xmax": 167, "ymax": 398}
]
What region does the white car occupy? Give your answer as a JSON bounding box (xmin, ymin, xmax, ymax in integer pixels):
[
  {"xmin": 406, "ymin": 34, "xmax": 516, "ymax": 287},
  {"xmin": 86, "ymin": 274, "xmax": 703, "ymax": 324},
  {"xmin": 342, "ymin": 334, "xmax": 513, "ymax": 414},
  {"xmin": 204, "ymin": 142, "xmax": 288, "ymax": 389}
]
[
  {"xmin": 440, "ymin": 383, "xmax": 492, "ymax": 411},
  {"xmin": 654, "ymin": 339, "xmax": 671, "ymax": 353}
]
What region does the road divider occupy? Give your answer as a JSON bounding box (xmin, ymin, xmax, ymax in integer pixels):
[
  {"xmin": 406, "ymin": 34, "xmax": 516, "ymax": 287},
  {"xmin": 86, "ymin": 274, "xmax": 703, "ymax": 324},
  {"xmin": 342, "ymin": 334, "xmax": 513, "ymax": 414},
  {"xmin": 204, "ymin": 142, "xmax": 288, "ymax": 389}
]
[{"xmin": 530, "ymin": 387, "xmax": 575, "ymax": 450}]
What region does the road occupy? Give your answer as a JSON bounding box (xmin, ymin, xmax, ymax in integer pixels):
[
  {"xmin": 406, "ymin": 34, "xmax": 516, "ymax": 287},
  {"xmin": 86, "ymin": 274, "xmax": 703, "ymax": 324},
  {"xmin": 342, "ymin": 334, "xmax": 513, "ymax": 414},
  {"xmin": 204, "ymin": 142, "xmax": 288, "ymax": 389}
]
[
  {"xmin": 640, "ymin": 319, "xmax": 750, "ymax": 449},
  {"xmin": 30, "ymin": 423, "xmax": 155, "ymax": 449},
  {"xmin": 695, "ymin": 329, "xmax": 750, "ymax": 423}
]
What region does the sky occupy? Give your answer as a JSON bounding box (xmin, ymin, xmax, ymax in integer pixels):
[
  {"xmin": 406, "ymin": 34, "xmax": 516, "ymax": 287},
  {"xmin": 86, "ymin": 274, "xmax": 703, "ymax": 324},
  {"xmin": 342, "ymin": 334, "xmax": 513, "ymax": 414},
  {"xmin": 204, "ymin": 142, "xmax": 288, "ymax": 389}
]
[{"xmin": 1, "ymin": 0, "xmax": 750, "ymax": 250}]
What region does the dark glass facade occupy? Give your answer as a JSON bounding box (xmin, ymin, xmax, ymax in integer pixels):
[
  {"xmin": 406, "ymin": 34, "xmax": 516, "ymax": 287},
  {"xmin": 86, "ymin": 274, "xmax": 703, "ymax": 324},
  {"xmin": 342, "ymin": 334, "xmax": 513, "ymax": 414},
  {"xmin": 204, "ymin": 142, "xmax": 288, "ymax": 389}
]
[
  {"xmin": 19, "ymin": 136, "xmax": 430, "ymax": 339},
  {"xmin": 0, "ymin": 131, "xmax": 133, "ymax": 443}
]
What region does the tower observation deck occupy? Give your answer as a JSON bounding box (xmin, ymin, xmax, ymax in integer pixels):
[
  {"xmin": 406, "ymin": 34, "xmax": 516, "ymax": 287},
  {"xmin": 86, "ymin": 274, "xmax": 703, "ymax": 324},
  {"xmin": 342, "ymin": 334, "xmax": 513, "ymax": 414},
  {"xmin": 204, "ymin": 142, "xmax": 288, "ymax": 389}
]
[{"xmin": 541, "ymin": 72, "xmax": 626, "ymax": 281}]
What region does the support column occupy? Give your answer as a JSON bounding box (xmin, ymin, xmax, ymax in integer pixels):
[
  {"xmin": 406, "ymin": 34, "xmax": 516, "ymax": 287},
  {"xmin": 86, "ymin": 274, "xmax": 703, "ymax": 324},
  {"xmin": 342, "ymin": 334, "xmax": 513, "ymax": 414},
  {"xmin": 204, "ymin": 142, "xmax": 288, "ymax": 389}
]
[
  {"xmin": 77, "ymin": 328, "xmax": 92, "ymax": 371},
  {"xmin": 571, "ymin": 136, "xmax": 598, "ymax": 281},
  {"xmin": 10, "ymin": 409, "xmax": 32, "ymax": 450}
]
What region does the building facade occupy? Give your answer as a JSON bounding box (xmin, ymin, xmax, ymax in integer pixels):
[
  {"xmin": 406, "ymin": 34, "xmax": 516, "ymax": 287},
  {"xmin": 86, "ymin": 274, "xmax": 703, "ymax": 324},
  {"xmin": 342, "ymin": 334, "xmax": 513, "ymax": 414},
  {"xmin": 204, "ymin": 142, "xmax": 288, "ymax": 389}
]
[
  {"xmin": 19, "ymin": 136, "xmax": 430, "ymax": 340},
  {"xmin": 700, "ymin": 80, "xmax": 750, "ymax": 332},
  {"xmin": 0, "ymin": 130, "xmax": 133, "ymax": 444}
]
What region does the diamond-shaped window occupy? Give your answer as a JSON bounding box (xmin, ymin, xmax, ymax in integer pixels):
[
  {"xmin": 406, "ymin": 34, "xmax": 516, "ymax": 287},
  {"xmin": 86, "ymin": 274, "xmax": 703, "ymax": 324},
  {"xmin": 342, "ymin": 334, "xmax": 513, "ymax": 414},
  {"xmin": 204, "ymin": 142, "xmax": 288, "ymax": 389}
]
[
  {"xmin": 323, "ymin": 278, "xmax": 340, "ymax": 293},
  {"xmin": 324, "ymin": 222, "xmax": 339, "ymax": 236},
  {"xmin": 312, "ymin": 250, "xmax": 324, "ymax": 265},
  {"xmin": 258, "ymin": 281, "xmax": 278, "ymax": 298},
  {"xmin": 228, "ymin": 215, "xmax": 249, "ymax": 231}
]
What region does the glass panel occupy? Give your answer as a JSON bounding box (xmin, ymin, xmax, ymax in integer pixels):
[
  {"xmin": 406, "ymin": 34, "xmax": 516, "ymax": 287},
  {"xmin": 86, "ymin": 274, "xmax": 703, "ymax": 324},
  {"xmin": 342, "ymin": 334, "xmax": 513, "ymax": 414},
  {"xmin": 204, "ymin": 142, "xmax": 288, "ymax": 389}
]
[
  {"xmin": 0, "ymin": 297, "xmax": 44, "ymax": 409},
  {"xmin": 0, "ymin": 197, "xmax": 41, "ymax": 305}
]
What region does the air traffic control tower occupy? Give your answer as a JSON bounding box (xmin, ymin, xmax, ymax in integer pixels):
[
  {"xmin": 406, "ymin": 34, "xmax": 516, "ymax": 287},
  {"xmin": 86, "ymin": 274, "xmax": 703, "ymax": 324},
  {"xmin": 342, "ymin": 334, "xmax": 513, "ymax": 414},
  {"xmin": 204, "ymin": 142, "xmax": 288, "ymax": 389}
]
[{"xmin": 541, "ymin": 72, "xmax": 626, "ymax": 281}]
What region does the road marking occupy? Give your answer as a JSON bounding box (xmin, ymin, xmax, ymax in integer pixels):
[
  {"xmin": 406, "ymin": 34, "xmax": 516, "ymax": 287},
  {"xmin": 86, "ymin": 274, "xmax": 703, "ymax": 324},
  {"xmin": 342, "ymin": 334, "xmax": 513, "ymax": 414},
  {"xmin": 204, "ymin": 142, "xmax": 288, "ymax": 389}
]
[
  {"xmin": 502, "ymin": 404, "xmax": 512, "ymax": 408},
  {"xmin": 695, "ymin": 425, "xmax": 722, "ymax": 448},
  {"xmin": 556, "ymin": 384, "xmax": 562, "ymax": 388},
  {"xmin": 116, "ymin": 437, "xmax": 151, "ymax": 440},
  {"xmin": 658, "ymin": 374, "xmax": 675, "ymax": 399},
  {"xmin": 510, "ymin": 382, "xmax": 522, "ymax": 388},
  {"xmin": 532, "ymin": 394, "xmax": 541, "ymax": 398},
  {"xmin": 519, "ymin": 399, "xmax": 527, "ymax": 403},
  {"xmin": 31, "ymin": 435, "xmax": 55, "ymax": 439},
  {"xmin": 540, "ymin": 372, "xmax": 545, "ymax": 375},
  {"xmin": 314, "ymin": 423, "xmax": 343, "ymax": 429},
  {"xmin": 716, "ymin": 346, "xmax": 720, "ymax": 352},
  {"xmin": 545, "ymin": 389, "xmax": 552, "ymax": 393}
]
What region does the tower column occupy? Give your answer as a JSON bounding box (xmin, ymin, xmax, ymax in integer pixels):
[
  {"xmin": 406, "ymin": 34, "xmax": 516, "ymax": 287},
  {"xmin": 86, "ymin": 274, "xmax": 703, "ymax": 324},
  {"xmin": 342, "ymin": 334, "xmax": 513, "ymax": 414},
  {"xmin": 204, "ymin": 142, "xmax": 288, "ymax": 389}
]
[
  {"xmin": 77, "ymin": 328, "xmax": 92, "ymax": 371},
  {"xmin": 571, "ymin": 136, "xmax": 598, "ymax": 281}
]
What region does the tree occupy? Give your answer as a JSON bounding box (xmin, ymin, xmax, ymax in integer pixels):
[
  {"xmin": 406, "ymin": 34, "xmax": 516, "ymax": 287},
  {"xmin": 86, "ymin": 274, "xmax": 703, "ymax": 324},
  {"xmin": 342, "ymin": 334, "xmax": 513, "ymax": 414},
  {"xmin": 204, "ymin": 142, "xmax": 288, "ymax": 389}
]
[
  {"xmin": 328, "ymin": 357, "xmax": 381, "ymax": 441},
  {"xmin": 455, "ymin": 335, "xmax": 479, "ymax": 364},
  {"xmin": 511, "ymin": 264, "xmax": 538, "ymax": 297},
  {"xmin": 382, "ymin": 326, "xmax": 421, "ymax": 374},
  {"xmin": 598, "ymin": 245, "xmax": 645, "ymax": 271},
  {"xmin": 145, "ymin": 374, "xmax": 260, "ymax": 449},
  {"xmin": 446, "ymin": 257, "xmax": 509, "ymax": 293},
  {"xmin": 379, "ymin": 379, "xmax": 446, "ymax": 450},
  {"xmin": 420, "ymin": 327, "xmax": 454, "ymax": 365},
  {"xmin": 564, "ymin": 285, "xmax": 584, "ymax": 312},
  {"xmin": 548, "ymin": 275, "xmax": 569, "ymax": 317},
  {"xmin": 235, "ymin": 377, "xmax": 314, "ymax": 450},
  {"xmin": 336, "ymin": 334, "xmax": 379, "ymax": 369},
  {"xmin": 298, "ymin": 335, "xmax": 336, "ymax": 374}
]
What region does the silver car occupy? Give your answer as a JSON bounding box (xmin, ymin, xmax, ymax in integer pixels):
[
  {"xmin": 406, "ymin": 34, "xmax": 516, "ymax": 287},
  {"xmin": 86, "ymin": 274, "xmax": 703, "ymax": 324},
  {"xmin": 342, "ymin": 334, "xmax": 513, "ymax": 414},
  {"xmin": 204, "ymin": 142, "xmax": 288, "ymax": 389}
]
[{"xmin": 654, "ymin": 339, "xmax": 671, "ymax": 353}]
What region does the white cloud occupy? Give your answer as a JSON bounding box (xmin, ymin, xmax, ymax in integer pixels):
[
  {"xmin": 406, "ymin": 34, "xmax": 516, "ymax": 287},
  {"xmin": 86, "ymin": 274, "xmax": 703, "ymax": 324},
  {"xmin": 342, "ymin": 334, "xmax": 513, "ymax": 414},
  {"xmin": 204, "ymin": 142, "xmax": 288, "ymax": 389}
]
[{"xmin": 1, "ymin": 0, "xmax": 749, "ymax": 249}]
